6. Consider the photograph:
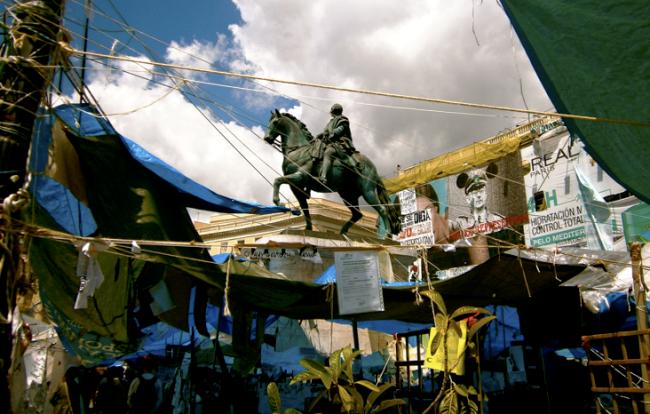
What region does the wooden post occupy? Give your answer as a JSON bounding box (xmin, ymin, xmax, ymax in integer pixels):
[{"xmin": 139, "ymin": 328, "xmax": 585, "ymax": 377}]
[
  {"xmin": 212, "ymin": 303, "xmax": 229, "ymax": 374},
  {"xmin": 352, "ymin": 319, "xmax": 363, "ymax": 378},
  {"xmin": 352, "ymin": 318, "xmax": 360, "ymax": 351},
  {"xmin": 631, "ymin": 242, "xmax": 650, "ymax": 413},
  {"xmin": 0, "ymin": 1, "xmax": 66, "ymax": 411}
]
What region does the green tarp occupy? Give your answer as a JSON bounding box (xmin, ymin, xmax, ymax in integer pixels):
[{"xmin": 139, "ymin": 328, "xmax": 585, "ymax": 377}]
[
  {"xmin": 502, "ymin": 1, "xmax": 650, "ymax": 203},
  {"xmin": 27, "ymin": 105, "xmax": 292, "ymax": 364}
]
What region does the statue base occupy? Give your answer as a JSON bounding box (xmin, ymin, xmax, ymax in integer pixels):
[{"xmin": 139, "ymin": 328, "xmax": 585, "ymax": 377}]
[{"xmin": 252, "ymin": 229, "xmax": 416, "ymax": 283}]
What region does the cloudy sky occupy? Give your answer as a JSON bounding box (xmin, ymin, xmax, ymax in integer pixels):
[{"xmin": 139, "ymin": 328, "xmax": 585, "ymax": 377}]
[{"xmin": 62, "ymin": 0, "xmax": 554, "ymax": 215}]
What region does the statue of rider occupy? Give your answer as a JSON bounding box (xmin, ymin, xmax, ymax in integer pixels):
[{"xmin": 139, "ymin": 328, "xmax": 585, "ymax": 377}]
[{"xmin": 317, "ymin": 103, "xmax": 357, "ymax": 185}]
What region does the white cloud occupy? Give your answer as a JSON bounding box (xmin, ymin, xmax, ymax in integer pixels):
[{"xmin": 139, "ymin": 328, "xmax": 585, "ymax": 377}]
[
  {"xmin": 81, "ymin": 1, "xmax": 553, "ymax": 210},
  {"xmin": 165, "ymin": 36, "xmax": 228, "ymax": 80},
  {"xmin": 83, "ymin": 55, "xmax": 285, "ymax": 206},
  {"xmin": 228, "ymin": 0, "xmax": 553, "ymax": 178}
]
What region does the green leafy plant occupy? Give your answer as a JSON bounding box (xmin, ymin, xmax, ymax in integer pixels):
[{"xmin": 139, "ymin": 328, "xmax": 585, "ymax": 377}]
[
  {"xmin": 267, "ymin": 382, "xmax": 304, "ymax": 414},
  {"xmin": 421, "ymin": 290, "xmax": 495, "ymax": 414},
  {"xmin": 289, "ymin": 345, "xmax": 406, "ymax": 413}
]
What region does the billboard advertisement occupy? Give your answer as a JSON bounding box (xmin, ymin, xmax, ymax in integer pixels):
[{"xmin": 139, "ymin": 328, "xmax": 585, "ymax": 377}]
[
  {"xmin": 393, "ymin": 151, "xmax": 529, "ymax": 270},
  {"xmin": 521, "ymin": 124, "xmax": 625, "ymax": 249},
  {"xmin": 445, "ymin": 157, "xmax": 529, "ymax": 242}
]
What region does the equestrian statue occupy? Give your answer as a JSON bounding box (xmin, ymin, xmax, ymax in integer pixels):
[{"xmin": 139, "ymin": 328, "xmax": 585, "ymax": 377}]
[{"xmin": 264, "ymin": 104, "xmax": 401, "ymax": 237}]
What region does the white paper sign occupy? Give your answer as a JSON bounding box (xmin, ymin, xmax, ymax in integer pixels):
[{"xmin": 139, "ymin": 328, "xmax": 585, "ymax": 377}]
[
  {"xmin": 334, "ymin": 251, "xmax": 384, "ymax": 315},
  {"xmin": 398, "ymin": 208, "xmax": 435, "ymax": 247},
  {"xmin": 398, "ymin": 188, "xmax": 417, "ymax": 215}
]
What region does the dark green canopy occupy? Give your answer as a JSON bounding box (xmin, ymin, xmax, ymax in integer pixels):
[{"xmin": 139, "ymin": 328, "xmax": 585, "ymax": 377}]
[{"xmin": 502, "ymin": 0, "xmax": 650, "ymax": 203}]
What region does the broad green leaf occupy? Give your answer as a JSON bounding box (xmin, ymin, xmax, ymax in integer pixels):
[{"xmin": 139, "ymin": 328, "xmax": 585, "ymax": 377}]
[
  {"xmin": 341, "ymin": 346, "xmax": 359, "ymax": 381},
  {"xmin": 307, "ymin": 390, "xmax": 325, "ymax": 413},
  {"xmin": 370, "ymin": 398, "xmax": 407, "ymax": 414},
  {"xmin": 348, "ymin": 386, "xmax": 364, "ymax": 413},
  {"xmin": 299, "ymin": 359, "xmax": 333, "ymax": 389},
  {"xmin": 329, "ymin": 348, "xmax": 342, "ymax": 383},
  {"xmin": 366, "ymin": 382, "xmax": 394, "ymax": 409},
  {"xmin": 449, "ymin": 319, "xmax": 462, "ymax": 338},
  {"xmin": 429, "ymin": 331, "xmax": 443, "ymax": 356},
  {"xmin": 467, "ymin": 385, "xmax": 478, "ymax": 396},
  {"xmin": 450, "ymin": 306, "xmax": 492, "ymax": 320},
  {"xmin": 467, "ymin": 315, "xmax": 496, "ymax": 339},
  {"xmin": 299, "ymin": 358, "xmax": 327, "ymax": 372},
  {"xmin": 421, "ymin": 290, "xmax": 447, "ymax": 315},
  {"xmin": 467, "ymin": 399, "xmax": 479, "ymax": 414},
  {"xmin": 289, "ymin": 371, "xmax": 320, "ymax": 385},
  {"xmin": 439, "ymin": 388, "xmax": 459, "ymax": 414},
  {"xmin": 453, "ymin": 383, "xmax": 468, "ymax": 397},
  {"xmin": 267, "ymin": 382, "xmax": 282, "ymax": 413},
  {"xmin": 341, "ymin": 345, "xmax": 361, "ymax": 361},
  {"xmin": 338, "ymin": 385, "xmax": 355, "ymax": 413},
  {"xmin": 354, "ymin": 379, "xmax": 380, "ymax": 393}
]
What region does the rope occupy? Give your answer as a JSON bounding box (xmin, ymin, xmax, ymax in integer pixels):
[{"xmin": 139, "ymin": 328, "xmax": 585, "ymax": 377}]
[
  {"xmin": 65, "ymin": 47, "xmax": 650, "ymax": 128},
  {"xmin": 10, "ymin": 217, "xmax": 650, "ymax": 272},
  {"xmin": 516, "ymin": 247, "xmax": 532, "ymax": 297},
  {"xmin": 42, "ymin": 61, "xmax": 529, "ymax": 120},
  {"xmin": 224, "ymin": 255, "xmax": 232, "ymax": 316}
]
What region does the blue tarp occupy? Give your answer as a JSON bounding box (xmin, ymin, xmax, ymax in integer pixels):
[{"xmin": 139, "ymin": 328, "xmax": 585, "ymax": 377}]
[
  {"xmin": 121, "ymin": 136, "xmax": 290, "ymax": 214},
  {"xmin": 31, "ymin": 104, "xmax": 289, "ymax": 236},
  {"xmin": 314, "ymin": 264, "xmax": 420, "ymax": 288}
]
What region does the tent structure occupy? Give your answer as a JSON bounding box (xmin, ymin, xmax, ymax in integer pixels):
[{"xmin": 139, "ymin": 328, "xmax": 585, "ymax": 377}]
[
  {"xmin": 245, "ymin": 248, "xmax": 586, "ymax": 324},
  {"xmin": 27, "ymin": 103, "xmax": 597, "ymax": 366},
  {"xmin": 27, "ymin": 103, "xmax": 291, "ymax": 364}
]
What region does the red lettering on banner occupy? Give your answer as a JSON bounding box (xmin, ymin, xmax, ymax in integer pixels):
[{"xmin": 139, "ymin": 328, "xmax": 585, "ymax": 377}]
[{"xmin": 449, "ymin": 214, "xmax": 529, "ymax": 241}]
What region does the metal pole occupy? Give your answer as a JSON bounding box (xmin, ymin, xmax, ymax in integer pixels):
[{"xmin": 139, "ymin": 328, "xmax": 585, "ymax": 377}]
[
  {"xmin": 79, "ymin": 0, "xmax": 91, "ymax": 103},
  {"xmin": 212, "ymin": 302, "xmax": 228, "ymax": 374},
  {"xmin": 352, "ymin": 319, "xmax": 363, "ymax": 379},
  {"xmin": 190, "ymin": 326, "xmax": 196, "ymax": 414},
  {"xmin": 631, "ymin": 242, "xmax": 650, "ymax": 413}
]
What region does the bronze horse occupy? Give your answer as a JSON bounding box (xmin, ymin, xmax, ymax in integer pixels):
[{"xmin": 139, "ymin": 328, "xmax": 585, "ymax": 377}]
[{"xmin": 264, "ymin": 109, "xmax": 401, "ymax": 236}]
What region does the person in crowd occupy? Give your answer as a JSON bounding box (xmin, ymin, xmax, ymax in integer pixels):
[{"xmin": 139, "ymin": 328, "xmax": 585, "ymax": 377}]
[
  {"xmin": 123, "ymin": 361, "xmax": 138, "ymax": 389},
  {"xmin": 127, "ymin": 357, "xmax": 163, "ymax": 414},
  {"xmin": 95, "ymin": 366, "xmax": 127, "ymax": 414}
]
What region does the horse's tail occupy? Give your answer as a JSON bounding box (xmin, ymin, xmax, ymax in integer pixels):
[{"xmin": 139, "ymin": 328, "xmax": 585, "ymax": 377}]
[
  {"xmin": 354, "ymin": 153, "xmax": 401, "ymax": 235},
  {"xmin": 377, "ymin": 181, "xmax": 402, "ymax": 235}
]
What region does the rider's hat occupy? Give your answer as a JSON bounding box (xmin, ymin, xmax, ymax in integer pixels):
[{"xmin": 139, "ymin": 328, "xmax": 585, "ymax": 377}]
[
  {"xmin": 330, "ymin": 103, "xmax": 343, "ymax": 115},
  {"xmin": 455, "ymin": 163, "xmax": 498, "ymax": 194}
]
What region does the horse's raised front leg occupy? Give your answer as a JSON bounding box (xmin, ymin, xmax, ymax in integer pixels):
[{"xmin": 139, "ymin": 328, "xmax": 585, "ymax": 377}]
[
  {"xmin": 272, "ymin": 176, "xmax": 285, "ymax": 206},
  {"xmin": 272, "ymin": 171, "xmax": 310, "ymax": 207}
]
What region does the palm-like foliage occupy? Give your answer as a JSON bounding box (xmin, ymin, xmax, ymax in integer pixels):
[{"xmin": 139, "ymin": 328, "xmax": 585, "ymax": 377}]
[
  {"xmin": 267, "ymin": 382, "xmax": 304, "ymax": 414},
  {"xmin": 421, "ymin": 290, "xmax": 495, "ymax": 414},
  {"xmin": 288, "ymin": 345, "xmax": 406, "ymax": 413}
]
